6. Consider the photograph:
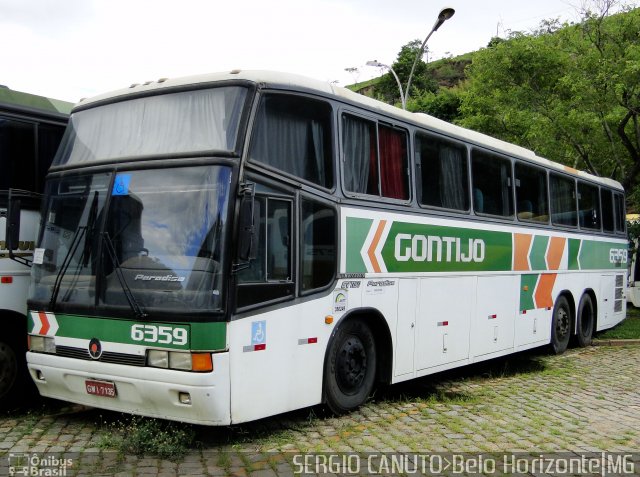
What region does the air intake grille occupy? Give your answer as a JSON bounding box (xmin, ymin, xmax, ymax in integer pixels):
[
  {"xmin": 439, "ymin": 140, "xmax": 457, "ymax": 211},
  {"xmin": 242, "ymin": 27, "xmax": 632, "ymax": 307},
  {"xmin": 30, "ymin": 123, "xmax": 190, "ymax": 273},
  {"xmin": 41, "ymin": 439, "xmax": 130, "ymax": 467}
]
[{"xmin": 55, "ymin": 346, "xmax": 146, "ymax": 367}]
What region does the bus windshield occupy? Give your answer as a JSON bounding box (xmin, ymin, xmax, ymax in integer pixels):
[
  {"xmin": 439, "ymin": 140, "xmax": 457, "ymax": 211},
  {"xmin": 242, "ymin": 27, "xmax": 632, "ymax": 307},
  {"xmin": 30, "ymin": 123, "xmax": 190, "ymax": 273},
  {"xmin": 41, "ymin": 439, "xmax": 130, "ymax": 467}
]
[
  {"xmin": 53, "ymin": 86, "xmax": 248, "ymax": 166},
  {"xmin": 29, "ymin": 165, "xmax": 232, "ymax": 317}
]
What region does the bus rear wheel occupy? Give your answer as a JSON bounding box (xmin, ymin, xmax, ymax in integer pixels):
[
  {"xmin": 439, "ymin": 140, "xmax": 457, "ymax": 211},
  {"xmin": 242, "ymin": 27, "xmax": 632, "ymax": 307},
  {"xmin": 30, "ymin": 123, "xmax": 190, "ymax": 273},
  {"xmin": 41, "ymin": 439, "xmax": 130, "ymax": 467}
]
[
  {"xmin": 323, "ymin": 318, "xmax": 377, "ymax": 414},
  {"xmin": 575, "ymin": 294, "xmax": 595, "ymax": 347},
  {"xmin": 550, "ymin": 295, "xmax": 572, "ymax": 355}
]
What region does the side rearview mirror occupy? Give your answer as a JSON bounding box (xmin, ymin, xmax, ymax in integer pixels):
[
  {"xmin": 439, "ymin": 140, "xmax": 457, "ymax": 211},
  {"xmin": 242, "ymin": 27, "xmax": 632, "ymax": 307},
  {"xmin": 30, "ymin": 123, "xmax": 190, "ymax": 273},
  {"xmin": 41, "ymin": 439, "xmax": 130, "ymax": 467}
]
[
  {"xmin": 237, "ymin": 183, "xmax": 257, "ymax": 263},
  {"xmin": 6, "ymin": 192, "xmax": 21, "ymax": 252}
]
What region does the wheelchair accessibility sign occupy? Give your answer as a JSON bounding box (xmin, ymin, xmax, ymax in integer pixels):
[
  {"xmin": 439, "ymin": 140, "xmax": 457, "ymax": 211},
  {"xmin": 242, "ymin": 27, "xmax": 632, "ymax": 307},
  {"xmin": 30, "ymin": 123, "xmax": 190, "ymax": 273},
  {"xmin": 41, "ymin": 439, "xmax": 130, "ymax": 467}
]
[{"xmin": 244, "ymin": 320, "xmax": 266, "ymax": 352}]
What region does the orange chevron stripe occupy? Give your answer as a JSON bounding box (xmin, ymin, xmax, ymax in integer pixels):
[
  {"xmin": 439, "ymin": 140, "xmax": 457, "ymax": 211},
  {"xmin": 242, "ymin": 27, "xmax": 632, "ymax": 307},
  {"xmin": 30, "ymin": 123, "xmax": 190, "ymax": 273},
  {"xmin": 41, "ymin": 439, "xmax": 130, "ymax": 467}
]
[
  {"xmin": 514, "ymin": 233, "xmax": 533, "ymax": 271},
  {"xmin": 39, "ymin": 311, "xmax": 50, "ymax": 335},
  {"xmin": 546, "ymin": 237, "xmax": 566, "ymax": 270},
  {"xmin": 367, "ymin": 220, "xmax": 387, "ymax": 273},
  {"xmin": 535, "ymin": 273, "xmax": 556, "ymax": 309}
]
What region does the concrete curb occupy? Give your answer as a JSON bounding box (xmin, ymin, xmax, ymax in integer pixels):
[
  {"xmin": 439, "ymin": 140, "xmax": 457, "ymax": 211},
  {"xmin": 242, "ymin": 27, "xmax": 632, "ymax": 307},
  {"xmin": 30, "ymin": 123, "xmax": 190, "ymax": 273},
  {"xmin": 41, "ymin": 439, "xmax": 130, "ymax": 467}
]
[{"xmin": 592, "ymin": 339, "xmax": 640, "ymax": 346}]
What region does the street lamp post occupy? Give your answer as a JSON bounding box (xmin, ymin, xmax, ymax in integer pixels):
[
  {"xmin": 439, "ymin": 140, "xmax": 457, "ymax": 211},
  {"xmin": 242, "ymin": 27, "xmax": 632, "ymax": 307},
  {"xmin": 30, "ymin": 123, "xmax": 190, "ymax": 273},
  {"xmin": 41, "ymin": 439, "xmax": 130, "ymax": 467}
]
[
  {"xmin": 404, "ymin": 7, "xmax": 455, "ymax": 107},
  {"xmin": 366, "ymin": 60, "xmax": 407, "ymax": 110}
]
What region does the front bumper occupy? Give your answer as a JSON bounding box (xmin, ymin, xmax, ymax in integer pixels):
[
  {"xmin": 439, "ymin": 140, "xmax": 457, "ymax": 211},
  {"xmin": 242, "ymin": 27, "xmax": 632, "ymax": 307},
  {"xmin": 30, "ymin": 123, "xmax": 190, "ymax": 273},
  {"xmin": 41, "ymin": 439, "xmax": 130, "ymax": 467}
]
[{"xmin": 27, "ymin": 351, "xmax": 231, "ymax": 425}]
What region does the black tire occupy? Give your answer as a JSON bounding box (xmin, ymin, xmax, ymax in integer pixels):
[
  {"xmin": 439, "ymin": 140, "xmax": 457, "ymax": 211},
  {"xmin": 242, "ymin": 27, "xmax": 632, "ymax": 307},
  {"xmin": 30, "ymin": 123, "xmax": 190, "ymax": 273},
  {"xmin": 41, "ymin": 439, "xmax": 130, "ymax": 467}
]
[
  {"xmin": 0, "ymin": 340, "xmax": 19, "ymax": 408},
  {"xmin": 550, "ymin": 295, "xmax": 572, "ymax": 355},
  {"xmin": 0, "ymin": 324, "xmax": 38, "ymax": 411},
  {"xmin": 575, "ymin": 294, "xmax": 595, "ymax": 347},
  {"xmin": 323, "ymin": 318, "xmax": 377, "ymax": 414}
]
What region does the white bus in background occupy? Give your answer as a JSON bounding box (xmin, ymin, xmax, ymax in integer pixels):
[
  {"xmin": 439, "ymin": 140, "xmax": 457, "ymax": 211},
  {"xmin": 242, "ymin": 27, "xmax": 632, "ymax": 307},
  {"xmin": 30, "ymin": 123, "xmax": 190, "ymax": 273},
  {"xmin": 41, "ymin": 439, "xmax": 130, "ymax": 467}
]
[
  {"xmin": 626, "ymin": 215, "xmax": 640, "ymax": 307},
  {"xmin": 12, "ymin": 71, "xmax": 628, "ymax": 425},
  {"xmin": 0, "ymin": 85, "xmax": 71, "ymax": 409}
]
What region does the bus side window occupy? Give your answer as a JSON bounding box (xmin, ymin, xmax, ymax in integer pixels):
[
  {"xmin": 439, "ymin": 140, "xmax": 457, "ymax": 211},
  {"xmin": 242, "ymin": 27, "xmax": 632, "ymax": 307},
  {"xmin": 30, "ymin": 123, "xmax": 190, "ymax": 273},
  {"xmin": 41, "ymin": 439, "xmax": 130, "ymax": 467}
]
[
  {"xmin": 550, "ymin": 173, "xmax": 577, "ymax": 227},
  {"xmin": 578, "ymin": 181, "xmax": 601, "ymax": 230},
  {"xmin": 614, "ymin": 192, "xmax": 626, "ymax": 233},
  {"xmin": 416, "ymin": 133, "xmax": 469, "ymax": 211},
  {"xmin": 601, "ymin": 188, "xmax": 614, "ymax": 232},
  {"xmin": 471, "ymin": 150, "xmax": 513, "ymax": 217},
  {"xmin": 515, "ymin": 162, "xmax": 548, "ymax": 223},
  {"xmin": 249, "ymin": 94, "xmax": 333, "ymax": 189},
  {"xmin": 0, "ymin": 118, "xmax": 36, "ymax": 192},
  {"xmin": 236, "ymin": 196, "xmax": 294, "ymax": 309},
  {"xmin": 300, "ymin": 199, "xmax": 336, "ymax": 293}
]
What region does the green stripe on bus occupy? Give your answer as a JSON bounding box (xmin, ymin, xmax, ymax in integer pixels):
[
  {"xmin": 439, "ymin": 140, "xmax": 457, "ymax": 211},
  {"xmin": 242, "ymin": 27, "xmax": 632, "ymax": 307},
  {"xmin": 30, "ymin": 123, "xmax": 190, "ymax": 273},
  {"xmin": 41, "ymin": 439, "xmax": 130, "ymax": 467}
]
[
  {"xmin": 529, "ymin": 236, "xmax": 549, "ymax": 271},
  {"xmin": 41, "ymin": 314, "xmax": 226, "ymax": 351},
  {"xmin": 380, "ymin": 222, "xmax": 512, "ymax": 273},
  {"xmin": 568, "ymin": 239, "xmax": 581, "ymax": 270},
  {"xmin": 345, "ymin": 217, "xmax": 373, "ymax": 273},
  {"xmin": 579, "ymin": 240, "xmax": 626, "ymax": 270},
  {"xmin": 520, "ymin": 274, "xmax": 538, "ymax": 311}
]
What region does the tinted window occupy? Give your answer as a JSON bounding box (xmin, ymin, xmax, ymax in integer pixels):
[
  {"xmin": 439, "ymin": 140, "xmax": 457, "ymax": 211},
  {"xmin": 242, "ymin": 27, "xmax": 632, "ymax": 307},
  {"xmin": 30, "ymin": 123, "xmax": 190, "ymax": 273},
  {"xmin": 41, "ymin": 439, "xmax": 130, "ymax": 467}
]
[
  {"xmin": 237, "ymin": 194, "xmax": 294, "ymax": 309},
  {"xmin": 300, "ymin": 199, "xmax": 336, "ymax": 292},
  {"xmin": 614, "ymin": 192, "xmax": 625, "ymax": 232},
  {"xmin": 471, "ymin": 150, "xmax": 513, "ymax": 217},
  {"xmin": 343, "ymin": 115, "xmax": 378, "ymax": 195},
  {"xmin": 601, "ymin": 188, "xmax": 614, "ymax": 232},
  {"xmin": 550, "ymin": 174, "xmax": 577, "ymax": 226},
  {"xmin": 578, "ymin": 182, "xmax": 601, "ymax": 230},
  {"xmin": 342, "ymin": 115, "xmax": 409, "ymax": 200},
  {"xmin": 515, "ymin": 163, "xmax": 548, "ymax": 222},
  {"xmin": 0, "ymin": 117, "xmax": 36, "ymax": 191},
  {"xmin": 416, "ymin": 133, "xmax": 469, "ymax": 211},
  {"xmin": 250, "ymin": 94, "xmax": 333, "ymax": 188}
]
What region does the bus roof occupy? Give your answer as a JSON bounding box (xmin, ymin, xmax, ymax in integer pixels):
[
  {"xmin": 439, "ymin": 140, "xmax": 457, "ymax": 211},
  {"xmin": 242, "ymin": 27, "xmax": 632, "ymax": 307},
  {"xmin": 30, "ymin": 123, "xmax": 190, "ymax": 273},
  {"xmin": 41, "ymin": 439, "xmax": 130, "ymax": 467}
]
[
  {"xmin": 0, "ymin": 85, "xmax": 73, "ymax": 117},
  {"xmin": 77, "ymin": 70, "xmax": 623, "ymax": 191}
]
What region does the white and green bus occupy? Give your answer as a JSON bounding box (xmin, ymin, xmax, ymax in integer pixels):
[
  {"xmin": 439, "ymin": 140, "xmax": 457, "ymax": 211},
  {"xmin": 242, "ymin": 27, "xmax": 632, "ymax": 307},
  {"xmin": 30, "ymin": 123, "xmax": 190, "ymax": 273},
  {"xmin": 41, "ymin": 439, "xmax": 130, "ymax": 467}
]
[
  {"xmin": 15, "ymin": 71, "xmax": 627, "ymax": 425},
  {"xmin": 0, "ymin": 86, "xmax": 71, "ymax": 409}
]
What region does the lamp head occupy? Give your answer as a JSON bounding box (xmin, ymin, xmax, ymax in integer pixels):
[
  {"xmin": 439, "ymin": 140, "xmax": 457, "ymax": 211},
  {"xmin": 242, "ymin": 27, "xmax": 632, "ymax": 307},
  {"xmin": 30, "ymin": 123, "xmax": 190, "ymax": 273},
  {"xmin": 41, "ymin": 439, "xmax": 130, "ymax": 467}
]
[{"xmin": 433, "ymin": 7, "xmax": 455, "ymax": 31}]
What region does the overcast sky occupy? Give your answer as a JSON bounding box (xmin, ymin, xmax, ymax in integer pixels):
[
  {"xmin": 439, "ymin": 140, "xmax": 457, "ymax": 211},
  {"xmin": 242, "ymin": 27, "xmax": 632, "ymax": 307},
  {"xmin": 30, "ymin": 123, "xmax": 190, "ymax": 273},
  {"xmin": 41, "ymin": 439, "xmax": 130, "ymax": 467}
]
[{"xmin": 1, "ymin": 0, "xmax": 594, "ymax": 103}]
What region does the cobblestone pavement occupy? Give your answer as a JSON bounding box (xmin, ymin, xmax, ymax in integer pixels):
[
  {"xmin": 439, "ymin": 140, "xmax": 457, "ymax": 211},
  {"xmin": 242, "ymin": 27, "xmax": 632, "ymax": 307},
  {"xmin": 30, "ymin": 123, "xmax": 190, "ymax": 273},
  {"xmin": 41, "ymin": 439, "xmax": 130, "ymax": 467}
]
[{"xmin": 1, "ymin": 345, "xmax": 639, "ymax": 476}]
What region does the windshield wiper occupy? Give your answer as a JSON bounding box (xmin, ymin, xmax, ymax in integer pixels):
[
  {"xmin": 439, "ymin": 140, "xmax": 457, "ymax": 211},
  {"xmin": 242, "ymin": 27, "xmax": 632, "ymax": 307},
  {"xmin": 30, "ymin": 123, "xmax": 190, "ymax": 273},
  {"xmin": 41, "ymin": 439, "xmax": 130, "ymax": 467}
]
[
  {"xmin": 101, "ymin": 232, "xmax": 147, "ymax": 320},
  {"xmin": 59, "ymin": 191, "xmax": 100, "ymax": 304},
  {"xmin": 49, "ymin": 226, "xmax": 87, "ymax": 310}
]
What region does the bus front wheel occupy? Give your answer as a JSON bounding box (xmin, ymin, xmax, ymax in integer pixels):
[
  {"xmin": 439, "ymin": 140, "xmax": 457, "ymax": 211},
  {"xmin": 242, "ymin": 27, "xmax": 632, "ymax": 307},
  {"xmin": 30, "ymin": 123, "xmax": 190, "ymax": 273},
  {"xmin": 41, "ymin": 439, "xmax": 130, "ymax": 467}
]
[
  {"xmin": 550, "ymin": 295, "xmax": 572, "ymax": 354},
  {"xmin": 575, "ymin": 294, "xmax": 595, "ymax": 347},
  {"xmin": 323, "ymin": 318, "xmax": 377, "ymax": 414}
]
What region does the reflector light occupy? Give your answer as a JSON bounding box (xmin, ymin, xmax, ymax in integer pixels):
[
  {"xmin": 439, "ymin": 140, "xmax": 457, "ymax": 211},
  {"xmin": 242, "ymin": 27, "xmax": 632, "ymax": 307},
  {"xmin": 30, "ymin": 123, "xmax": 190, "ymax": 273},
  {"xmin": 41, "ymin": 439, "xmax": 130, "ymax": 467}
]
[
  {"xmin": 325, "ymin": 316, "xmax": 334, "ymax": 324},
  {"xmin": 308, "ymin": 337, "xmax": 318, "ymax": 344},
  {"xmin": 1, "ymin": 276, "xmax": 12, "ymax": 284},
  {"xmin": 253, "ymin": 344, "xmax": 266, "ymax": 351}
]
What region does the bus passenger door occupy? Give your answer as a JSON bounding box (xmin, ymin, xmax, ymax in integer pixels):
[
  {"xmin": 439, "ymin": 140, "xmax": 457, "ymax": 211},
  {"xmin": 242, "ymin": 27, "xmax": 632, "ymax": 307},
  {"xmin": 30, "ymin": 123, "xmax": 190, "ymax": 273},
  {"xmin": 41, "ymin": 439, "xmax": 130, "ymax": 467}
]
[{"xmin": 415, "ymin": 277, "xmax": 473, "ymax": 371}]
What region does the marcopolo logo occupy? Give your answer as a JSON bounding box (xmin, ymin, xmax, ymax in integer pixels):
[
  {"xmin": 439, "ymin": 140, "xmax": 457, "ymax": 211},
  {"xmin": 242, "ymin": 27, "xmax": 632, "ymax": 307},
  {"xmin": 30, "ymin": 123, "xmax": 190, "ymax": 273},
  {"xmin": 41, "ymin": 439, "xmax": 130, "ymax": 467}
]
[{"xmin": 395, "ymin": 234, "xmax": 486, "ymax": 263}]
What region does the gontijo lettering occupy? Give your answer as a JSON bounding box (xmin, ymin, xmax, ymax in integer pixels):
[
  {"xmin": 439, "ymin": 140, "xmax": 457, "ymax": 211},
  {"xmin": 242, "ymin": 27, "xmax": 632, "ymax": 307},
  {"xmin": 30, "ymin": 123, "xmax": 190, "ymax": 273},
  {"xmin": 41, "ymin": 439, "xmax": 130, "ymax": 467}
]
[{"xmin": 395, "ymin": 233, "xmax": 485, "ymax": 263}]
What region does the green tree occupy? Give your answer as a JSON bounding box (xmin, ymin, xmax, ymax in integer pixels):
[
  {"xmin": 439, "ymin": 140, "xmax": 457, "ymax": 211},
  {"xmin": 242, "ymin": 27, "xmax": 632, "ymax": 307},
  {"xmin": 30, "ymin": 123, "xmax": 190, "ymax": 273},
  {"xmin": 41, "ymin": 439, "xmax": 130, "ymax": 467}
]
[
  {"xmin": 459, "ymin": 1, "xmax": 640, "ymax": 198},
  {"xmin": 376, "ymin": 40, "xmax": 438, "ymax": 105},
  {"xmin": 408, "ymin": 87, "xmax": 464, "ymax": 122}
]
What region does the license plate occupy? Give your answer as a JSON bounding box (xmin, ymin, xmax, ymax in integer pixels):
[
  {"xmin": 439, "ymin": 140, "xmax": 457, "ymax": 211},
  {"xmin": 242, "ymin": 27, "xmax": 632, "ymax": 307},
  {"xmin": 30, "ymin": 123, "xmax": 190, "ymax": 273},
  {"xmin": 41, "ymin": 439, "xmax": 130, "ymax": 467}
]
[{"xmin": 85, "ymin": 379, "xmax": 117, "ymax": 398}]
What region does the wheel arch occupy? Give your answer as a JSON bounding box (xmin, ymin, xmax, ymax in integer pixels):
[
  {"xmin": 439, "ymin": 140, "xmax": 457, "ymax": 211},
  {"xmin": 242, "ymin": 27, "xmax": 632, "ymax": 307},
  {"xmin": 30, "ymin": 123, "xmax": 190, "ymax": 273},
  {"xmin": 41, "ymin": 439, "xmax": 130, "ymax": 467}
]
[
  {"xmin": 0, "ymin": 309, "xmax": 28, "ymax": 346},
  {"xmin": 323, "ymin": 307, "xmax": 393, "ymax": 392},
  {"xmin": 556, "ymin": 290, "xmax": 576, "ymax": 325},
  {"xmin": 577, "ymin": 288, "xmax": 598, "ymax": 336}
]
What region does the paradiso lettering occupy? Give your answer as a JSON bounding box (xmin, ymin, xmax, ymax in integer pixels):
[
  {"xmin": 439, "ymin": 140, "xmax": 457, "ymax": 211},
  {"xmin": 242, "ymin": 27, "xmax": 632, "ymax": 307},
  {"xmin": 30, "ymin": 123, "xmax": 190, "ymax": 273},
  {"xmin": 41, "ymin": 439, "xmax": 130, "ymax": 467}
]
[{"xmin": 395, "ymin": 234, "xmax": 485, "ymax": 263}]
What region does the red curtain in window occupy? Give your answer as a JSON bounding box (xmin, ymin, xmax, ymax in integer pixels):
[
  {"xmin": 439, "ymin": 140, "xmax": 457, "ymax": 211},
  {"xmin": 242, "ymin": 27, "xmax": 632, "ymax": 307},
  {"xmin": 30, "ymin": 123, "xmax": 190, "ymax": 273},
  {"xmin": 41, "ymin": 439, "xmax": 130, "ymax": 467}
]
[
  {"xmin": 379, "ymin": 127, "xmax": 408, "ymax": 199},
  {"xmin": 368, "ymin": 127, "xmax": 379, "ymax": 195}
]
